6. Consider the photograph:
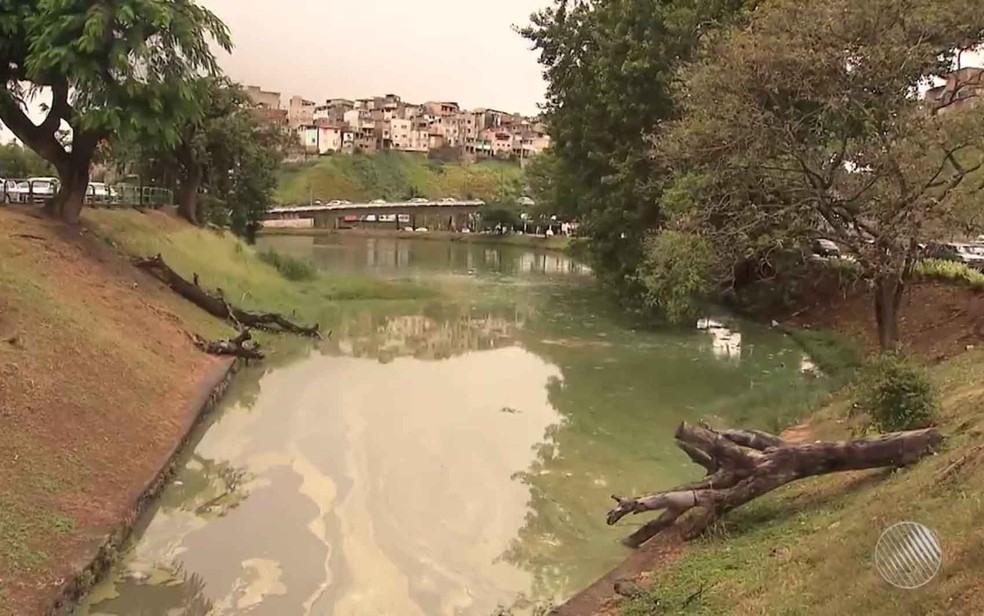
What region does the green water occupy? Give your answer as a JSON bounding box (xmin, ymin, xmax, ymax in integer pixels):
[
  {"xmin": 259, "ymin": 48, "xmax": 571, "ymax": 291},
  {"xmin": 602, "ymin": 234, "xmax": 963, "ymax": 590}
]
[{"xmin": 78, "ymin": 235, "xmax": 835, "ymax": 616}]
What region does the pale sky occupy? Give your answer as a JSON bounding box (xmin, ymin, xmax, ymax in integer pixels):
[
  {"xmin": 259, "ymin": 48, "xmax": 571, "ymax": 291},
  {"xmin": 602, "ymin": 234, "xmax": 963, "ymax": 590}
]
[{"xmin": 199, "ymin": 0, "xmax": 549, "ymax": 114}]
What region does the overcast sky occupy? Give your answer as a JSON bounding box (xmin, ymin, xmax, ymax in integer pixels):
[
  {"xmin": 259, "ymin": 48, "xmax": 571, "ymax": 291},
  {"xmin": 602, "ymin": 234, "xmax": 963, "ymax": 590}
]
[{"xmin": 198, "ymin": 0, "xmax": 549, "ymax": 114}]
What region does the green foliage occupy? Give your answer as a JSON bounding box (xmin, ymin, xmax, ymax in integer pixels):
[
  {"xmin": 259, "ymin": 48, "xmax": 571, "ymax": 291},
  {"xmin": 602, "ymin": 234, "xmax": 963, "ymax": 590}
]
[
  {"xmin": 276, "ymin": 152, "xmax": 523, "ymax": 204},
  {"xmin": 912, "ymin": 259, "xmax": 984, "ymax": 290},
  {"xmin": 257, "ymin": 249, "xmax": 317, "ymax": 282},
  {"xmin": 520, "ymin": 0, "xmax": 747, "ymax": 300},
  {"xmin": 637, "ymin": 231, "xmax": 715, "ymax": 323},
  {"xmin": 523, "ymin": 148, "xmax": 578, "ymax": 220},
  {"xmin": 0, "ymin": 143, "xmax": 53, "ymax": 177},
  {"xmin": 661, "ymin": 0, "xmax": 984, "ymax": 348},
  {"xmin": 0, "ymin": 0, "xmax": 230, "ymax": 221},
  {"xmin": 785, "ymin": 328, "xmax": 863, "ymax": 389},
  {"xmin": 854, "ymin": 354, "xmax": 938, "ymax": 432},
  {"xmin": 117, "ymin": 80, "xmax": 285, "ymax": 235}
]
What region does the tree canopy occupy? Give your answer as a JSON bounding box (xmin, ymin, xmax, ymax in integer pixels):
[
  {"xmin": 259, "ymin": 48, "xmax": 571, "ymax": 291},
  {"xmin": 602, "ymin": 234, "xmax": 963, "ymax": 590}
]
[
  {"xmin": 652, "ymin": 0, "xmax": 984, "ymax": 348},
  {"xmin": 0, "ymin": 0, "xmax": 230, "ymax": 222},
  {"xmin": 520, "ymin": 0, "xmax": 746, "ymax": 301}
]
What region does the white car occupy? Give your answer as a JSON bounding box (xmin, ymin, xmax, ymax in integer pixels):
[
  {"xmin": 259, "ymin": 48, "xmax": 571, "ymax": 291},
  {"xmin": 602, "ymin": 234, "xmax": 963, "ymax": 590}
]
[
  {"xmin": 87, "ymin": 182, "xmax": 114, "ymax": 203},
  {"xmin": 439, "ymin": 197, "xmax": 457, "ymax": 203},
  {"xmin": 403, "ymin": 226, "xmax": 415, "ymax": 232},
  {"xmin": 414, "ymin": 227, "xmax": 429, "ymax": 233},
  {"xmin": 370, "ymin": 199, "xmax": 387, "ymax": 204},
  {"xmin": 409, "ymin": 197, "xmax": 429, "ymax": 204},
  {"xmin": 4, "ymin": 179, "xmax": 31, "ymax": 203}
]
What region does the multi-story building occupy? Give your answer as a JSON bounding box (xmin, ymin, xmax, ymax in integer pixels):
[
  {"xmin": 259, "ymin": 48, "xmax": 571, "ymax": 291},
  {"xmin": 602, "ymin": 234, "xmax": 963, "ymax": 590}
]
[
  {"xmin": 288, "ymin": 96, "xmax": 317, "ymax": 129},
  {"xmin": 245, "ymin": 85, "xmax": 287, "ymax": 128},
  {"xmin": 271, "ymin": 88, "xmax": 550, "ymax": 158},
  {"xmin": 296, "ymin": 125, "xmax": 344, "ymax": 154}
]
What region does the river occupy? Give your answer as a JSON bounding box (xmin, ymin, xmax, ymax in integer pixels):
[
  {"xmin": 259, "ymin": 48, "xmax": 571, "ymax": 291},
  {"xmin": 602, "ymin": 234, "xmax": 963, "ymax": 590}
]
[{"xmin": 78, "ymin": 235, "xmax": 835, "ymax": 616}]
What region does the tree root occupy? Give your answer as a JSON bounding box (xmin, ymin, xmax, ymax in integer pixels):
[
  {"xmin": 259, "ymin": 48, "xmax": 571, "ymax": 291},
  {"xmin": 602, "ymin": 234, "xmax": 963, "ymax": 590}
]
[
  {"xmin": 192, "ymin": 328, "xmax": 264, "ymax": 360},
  {"xmin": 135, "ymin": 253, "xmax": 320, "ymax": 337},
  {"xmin": 607, "ymin": 422, "xmax": 943, "ymax": 548}
]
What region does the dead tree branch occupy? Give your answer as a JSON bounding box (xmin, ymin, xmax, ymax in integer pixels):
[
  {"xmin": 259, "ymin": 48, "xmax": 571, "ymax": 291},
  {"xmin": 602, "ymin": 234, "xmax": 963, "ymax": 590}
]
[
  {"xmin": 607, "ymin": 422, "xmax": 942, "ymax": 548},
  {"xmin": 192, "ymin": 328, "xmax": 264, "ymax": 360},
  {"xmin": 135, "ymin": 254, "xmax": 320, "ymax": 337}
]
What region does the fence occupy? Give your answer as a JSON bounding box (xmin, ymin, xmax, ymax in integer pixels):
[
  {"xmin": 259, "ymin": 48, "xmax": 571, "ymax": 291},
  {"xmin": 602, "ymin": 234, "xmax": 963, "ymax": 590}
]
[{"xmin": 1, "ymin": 179, "xmax": 174, "ymax": 208}]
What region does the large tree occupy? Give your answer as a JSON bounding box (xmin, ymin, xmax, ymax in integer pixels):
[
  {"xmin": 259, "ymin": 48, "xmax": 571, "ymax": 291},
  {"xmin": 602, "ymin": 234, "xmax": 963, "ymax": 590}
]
[
  {"xmin": 657, "ymin": 0, "xmax": 984, "ymax": 350},
  {"xmin": 118, "ymin": 80, "xmax": 287, "ymax": 235},
  {"xmin": 520, "ymin": 0, "xmax": 746, "ymax": 301},
  {"xmin": 0, "ymin": 0, "xmax": 230, "ymax": 223}
]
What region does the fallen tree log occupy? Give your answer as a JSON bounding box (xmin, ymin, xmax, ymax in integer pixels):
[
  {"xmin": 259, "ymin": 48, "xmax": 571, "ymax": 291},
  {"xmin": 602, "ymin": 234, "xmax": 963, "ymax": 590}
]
[
  {"xmin": 192, "ymin": 328, "xmax": 264, "ymax": 360},
  {"xmin": 135, "ymin": 254, "xmax": 320, "ymax": 337},
  {"xmin": 607, "ymin": 422, "xmax": 943, "ymax": 548}
]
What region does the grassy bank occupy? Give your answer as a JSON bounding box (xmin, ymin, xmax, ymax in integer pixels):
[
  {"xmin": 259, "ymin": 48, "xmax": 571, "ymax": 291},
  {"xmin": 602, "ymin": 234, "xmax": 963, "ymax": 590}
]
[
  {"xmin": 85, "ymin": 210, "xmax": 430, "ymax": 317},
  {"xmin": 0, "ymin": 206, "xmax": 429, "ymax": 615},
  {"xmin": 613, "ymin": 348, "xmax": 984, "ymax": 615},
  {"xmin": 260, "ymin": 226, "xmax": 575, "ymax": 253},
  {"xmin": 276, "ymin": 151, "xmax": 524, "ymax": 204}
]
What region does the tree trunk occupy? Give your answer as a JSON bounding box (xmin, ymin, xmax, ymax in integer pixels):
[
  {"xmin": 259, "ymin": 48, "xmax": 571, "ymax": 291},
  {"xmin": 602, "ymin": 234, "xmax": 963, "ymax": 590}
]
[
  {"xmin": 177, "ymin": 165, "xmax": 203, "ymax": 224},
  {"xmin": 874, "ymin": 275, "xmax": 903, "ymax": 351},
  {"xmin": 45, "ymin": 162, "xmax": 91, "ymax": 224},
  {"xmin": 607, "ymin": 422, "xmax": 942, "ymax": 548},
  {"xmin": 134, "ymin": 254, "xmax": 322, "ymax": 337}
]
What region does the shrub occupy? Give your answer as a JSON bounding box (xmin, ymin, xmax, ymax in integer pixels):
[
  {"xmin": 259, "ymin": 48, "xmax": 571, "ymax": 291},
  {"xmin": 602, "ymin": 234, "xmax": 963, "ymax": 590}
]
[
  {"xmin": 257, "ymin": 249, "xmax": 317, "ymax": 282},
  {"xmin": 853, "ymin": 354, "xmax": 938, "ymax": 432},
  {"xmin": 912, "ymin": 258, "xmax": 984, "ymax": 290},
  {"xmin": 637, "ymin": 230, "xmax": 715, "ymax": 324}
]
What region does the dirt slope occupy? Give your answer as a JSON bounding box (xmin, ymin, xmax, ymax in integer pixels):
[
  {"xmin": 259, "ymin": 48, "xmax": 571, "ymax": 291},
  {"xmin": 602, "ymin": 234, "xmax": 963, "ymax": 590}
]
[{"xmin": 0, "ymin": 206, "xmax": 226, "ymax": 615}]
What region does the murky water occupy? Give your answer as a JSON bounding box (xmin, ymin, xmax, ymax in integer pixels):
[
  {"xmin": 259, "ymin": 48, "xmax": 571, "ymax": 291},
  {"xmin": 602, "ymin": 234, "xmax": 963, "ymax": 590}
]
[{"xmin": 79, "ymin": 235, "xmax": 835, "ymax": 616}]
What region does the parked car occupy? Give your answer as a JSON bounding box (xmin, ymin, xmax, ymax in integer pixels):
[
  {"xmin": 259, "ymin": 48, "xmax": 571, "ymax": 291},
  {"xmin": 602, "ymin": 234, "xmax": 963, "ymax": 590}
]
[
  {"xmin": 438, "ymin": 197, "xmax": 456, "ymax": 203},
  {"xmin": 4, "ymin": 179, "xmax": 31, "ymax": 203},
  {"xmin": 926, "ymin": 242, "xmax": 984, "ymax": 271},
  {"xmin": 370, "ymin": 199, "xmax": 387, "ymax": 204},
  {"xmin": 0, "ymin": 177, "xmax": 8, "ymax": 203},
  {"xmin": 397, "ymin": 214, "xmax": 411, "ymax": 223},
  {"xmin": 87, "ymin": 182, "xmax": 115, "ymax": 204},
  {"xmin": 414, "ymin": 227, "xmax": 429, "ymax": 233},
  {"xmin": 328, "ymin": 199, "xmax": 343, "ymax": 205},
  {"xmin": 403, "ymin": 226, "xmax": 415, "ymax": 232},
  {"xmin": 363, "ymin": 214, "xmax": 378, "ymax": 222},
  {"xmin": 409, "ymin": 197, "xmax": 429, "ymax": 204},
  {"xmin": 28, "ymin": 177, "xmax": 58, "ymax": 200},
  {"xmin": 812, "ymin": 238, "xmax": 841, "ymax": 258},
  {"xmin": 378, "ymin": 214, "xmax": 397, "ymax": 223}
]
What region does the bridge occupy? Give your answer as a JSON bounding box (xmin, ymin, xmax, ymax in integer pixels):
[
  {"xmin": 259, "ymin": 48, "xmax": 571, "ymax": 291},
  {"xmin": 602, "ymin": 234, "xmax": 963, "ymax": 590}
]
[{"xmin": 263, "ymin": 199, "xmax": 486, "ymax": 231}]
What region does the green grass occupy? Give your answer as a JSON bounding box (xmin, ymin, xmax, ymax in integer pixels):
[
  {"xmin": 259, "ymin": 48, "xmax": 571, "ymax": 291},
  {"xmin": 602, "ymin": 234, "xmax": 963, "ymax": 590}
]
[
  {"xmin": 83, "ymin": 209, "xmax": 432, "ymax": 325},
  {"xmin": 276, "ymin": 151, "xmax": 524, "ymax": 204},
  {"xmin": 616, "ymin": 348, "xmax": 984, "ymax": 616},
  {"xmin": 257, "ymin": 248, "xmax": 317, "ymax": 281},
  {"xmin": 0, "ymin": 496, "xmax": 74, "ymax": 574},
  {"xmin": 912, "ymin": 258, "xmax": 984, "ymax": 290},
  {"xmin": 784, "ymin": 327, "xmax": 864, "ymax": 388}
]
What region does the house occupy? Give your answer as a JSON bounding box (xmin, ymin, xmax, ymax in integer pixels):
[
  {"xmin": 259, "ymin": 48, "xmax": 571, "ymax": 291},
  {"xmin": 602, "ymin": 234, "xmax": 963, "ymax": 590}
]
[
  {"xmin": 295, "ymin": 125, "xmax": 344, "ymax": 154},
  {"xmin": 245, "ymin": 85, "xmax": 287, "ymax": 128},
  {"xmin": 245, "ymin": 85, "xmax": 281, "ymax": 110},
  {"xmin": 423, "ymin": 101, "xmax": 460, "ymax": 117},
  {"xmin": 288, "ymin": 96, "xmax": 317, "ymax": 129}
]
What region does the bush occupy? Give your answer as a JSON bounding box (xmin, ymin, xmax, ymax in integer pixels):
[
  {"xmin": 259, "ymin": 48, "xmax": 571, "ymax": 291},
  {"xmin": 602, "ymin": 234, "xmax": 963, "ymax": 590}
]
[
  {"xmin": 853, "ymin": 354, "xmax": 938, "ymax": 432},
  {"xmin": 637, "ymin": 230, "xmax": 715, "ymax": 324},
  {"xmin": 257, "ymin": 249, "xmax": 317, "ymax": 282},
  {"xmin": 912, "ymin": 258, "xmax": 984, "ymax": 290}
]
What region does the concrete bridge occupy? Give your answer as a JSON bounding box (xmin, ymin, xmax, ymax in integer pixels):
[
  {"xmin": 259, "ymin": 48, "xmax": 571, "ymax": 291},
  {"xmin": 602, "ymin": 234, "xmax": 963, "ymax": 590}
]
[{"xmin": 263, "ymin": 199, "xmax": 486, "ymax": 231}]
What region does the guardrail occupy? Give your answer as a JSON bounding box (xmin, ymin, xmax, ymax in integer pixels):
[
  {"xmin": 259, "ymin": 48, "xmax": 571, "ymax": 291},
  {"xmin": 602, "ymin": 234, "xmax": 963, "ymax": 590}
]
[{"xmin": 1, "ymin": 180, "xmax": 173, "ymax": 208}]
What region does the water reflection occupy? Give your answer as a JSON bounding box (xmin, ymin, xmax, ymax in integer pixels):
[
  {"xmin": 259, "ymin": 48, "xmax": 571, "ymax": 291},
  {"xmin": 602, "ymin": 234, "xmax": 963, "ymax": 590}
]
[
  {"xmin": 698, "ymin": 317, "xmax": 743, "ymax": 361},
  {"xmin": 81, "ymin": 237, "xmax": 837, "ymax": 616},
  {"xmin": 267, "ymin": 235, "xmax": 590, "ymax": 278}
]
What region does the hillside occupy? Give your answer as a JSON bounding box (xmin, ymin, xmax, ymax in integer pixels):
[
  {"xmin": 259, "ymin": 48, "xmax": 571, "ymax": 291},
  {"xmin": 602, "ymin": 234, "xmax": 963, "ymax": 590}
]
[{"xmin": 275, "ymin": 151, "xmax": 525, "ymax": 204}]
